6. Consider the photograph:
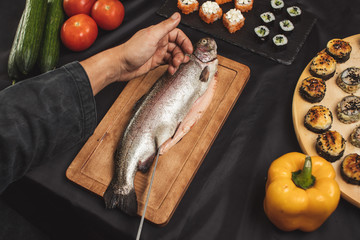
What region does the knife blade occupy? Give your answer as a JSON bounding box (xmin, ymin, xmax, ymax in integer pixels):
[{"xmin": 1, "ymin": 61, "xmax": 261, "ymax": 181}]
[{"xmin": 136, "ymin": 144, "xmax": 161, "ymax": 240}]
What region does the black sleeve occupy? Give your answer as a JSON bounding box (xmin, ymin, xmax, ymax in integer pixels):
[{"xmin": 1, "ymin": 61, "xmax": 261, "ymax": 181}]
[{"xmin": 0, "ymin": 61, "xmax": 97, "ymax": 193}]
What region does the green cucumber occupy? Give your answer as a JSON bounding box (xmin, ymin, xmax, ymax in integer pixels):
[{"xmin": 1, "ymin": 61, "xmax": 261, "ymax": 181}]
[
  {"xmin": 38, "ymin": 0, "xmax": 64, "ymax": 73},
  {"xmin": 8, "ymin": 13, "xmax": 25, "ymax": 83},
  {"xmin": 15, "ymin": 0, "xmax": 47, "ymax": 75}
]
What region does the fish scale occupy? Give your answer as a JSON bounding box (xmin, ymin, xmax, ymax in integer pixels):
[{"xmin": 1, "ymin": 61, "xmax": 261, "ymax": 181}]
[{"xmin": 103, "ymin": 38, "xmax": 218, "ymax": 216}]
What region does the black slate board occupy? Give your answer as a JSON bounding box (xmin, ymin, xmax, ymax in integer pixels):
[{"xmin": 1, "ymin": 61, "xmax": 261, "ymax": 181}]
[{"xmin": 157, "ymin": 0, "xmax": 317, "ymax": 65}]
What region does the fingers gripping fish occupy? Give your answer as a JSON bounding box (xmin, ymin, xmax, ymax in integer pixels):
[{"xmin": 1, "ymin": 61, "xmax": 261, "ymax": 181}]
[{"xmin": 103, "ymin": 38, "xmax": 218, "ymax": 216}]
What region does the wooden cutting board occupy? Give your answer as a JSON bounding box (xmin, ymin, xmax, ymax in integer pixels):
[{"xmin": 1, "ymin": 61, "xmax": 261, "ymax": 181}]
[
  {"xmin": 66, "ymin": 55, "xmax": 250, "ymax": 225},
  {"xmin": 292, "ymin": 34, "xmax": 360, "ymax": 208}
]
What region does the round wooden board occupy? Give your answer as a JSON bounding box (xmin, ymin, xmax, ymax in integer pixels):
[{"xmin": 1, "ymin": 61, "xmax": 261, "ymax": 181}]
[{"xmin": 292, "ymin": 34, "xmax": 360, "ymax": 208}]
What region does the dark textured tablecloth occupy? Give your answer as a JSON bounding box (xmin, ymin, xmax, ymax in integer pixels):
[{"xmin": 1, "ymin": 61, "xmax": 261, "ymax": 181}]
[{"xmin": 1, "ymin": 0, "xmax": 360, "ymax": 239}]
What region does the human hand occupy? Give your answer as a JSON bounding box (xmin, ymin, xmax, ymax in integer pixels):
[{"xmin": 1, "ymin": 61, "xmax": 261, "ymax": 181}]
[
  {"xmin": 117, "ymin": 12, "xmax": 193, "ymax": 81},
  {"xmin": 81, "ymin": 12, "xmax": 193, "ymax": 95}
]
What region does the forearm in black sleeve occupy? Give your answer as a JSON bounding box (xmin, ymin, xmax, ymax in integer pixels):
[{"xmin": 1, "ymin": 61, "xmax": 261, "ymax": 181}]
[{"xmin": 0, "ymin": 61, "xmax": 97, "ymax": 193}]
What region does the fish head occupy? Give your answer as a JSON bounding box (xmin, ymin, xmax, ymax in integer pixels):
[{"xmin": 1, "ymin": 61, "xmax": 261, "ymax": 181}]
[{"xmin": 194, "ymin": 38, "xmax": 217, "ymax": 63}]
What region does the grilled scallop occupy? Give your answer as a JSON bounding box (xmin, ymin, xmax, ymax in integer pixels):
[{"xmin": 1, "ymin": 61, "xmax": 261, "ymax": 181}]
[
  {"xmin": 309, "ymin": 51, "xmax": 336, "ymax": 80},
  {"xmin": 315, "ymin": 130, "xmax": 345, "ymax": 162},
  {"xmin": 304, "ymin": 105, "xmax": 333, "ymax": 133},
  {"xmin": 340, "ymin": 153, "xmax": 360, "ymax": 185},
  {"xmin": 337, "ymin": 95, "xmax": 360, "ymax": 124},
  {"xmin": 326, "ymin": 38, "xmax": 352, "ymax": 63},
  {"xmin": 299, "ymin": 76, "xmax": 326, "ymax": 103},
  {"xmin": 349, "ymin": 126, "xmax": 360, "ymax": 148},
  {"xmin": 336, "ymin": 67, "xmax": 360, "ymax": 94}
]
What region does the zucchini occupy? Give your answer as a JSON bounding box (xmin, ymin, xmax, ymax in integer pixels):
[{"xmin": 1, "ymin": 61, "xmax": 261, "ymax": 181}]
[
  {"xmin": 8, "ymin": 13, "xmax": 25, "ymax": 83},
  {"xmin": 15, "ymin": 0, "xmax": 47, "ymax": 75},
  {"xmin": 38, "ymin": 0, "xmax": 64, "ymax": 73}
]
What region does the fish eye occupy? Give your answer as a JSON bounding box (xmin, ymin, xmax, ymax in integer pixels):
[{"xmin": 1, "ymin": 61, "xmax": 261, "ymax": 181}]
[{"xmin": 201, "ymin": 39, "xmax": 207, "ymax": 44}]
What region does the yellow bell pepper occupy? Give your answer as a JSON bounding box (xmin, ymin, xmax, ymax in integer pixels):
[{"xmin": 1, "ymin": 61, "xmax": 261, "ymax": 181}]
[{"xmin": 263, "ymin": 152, "xmax": 340, "ymax": 232}]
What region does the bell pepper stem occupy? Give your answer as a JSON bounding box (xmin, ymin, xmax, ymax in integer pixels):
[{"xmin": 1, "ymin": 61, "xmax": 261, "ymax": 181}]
[{"xmin": 292, "ymin": 156, "xmax": 316, "ymax": 190}]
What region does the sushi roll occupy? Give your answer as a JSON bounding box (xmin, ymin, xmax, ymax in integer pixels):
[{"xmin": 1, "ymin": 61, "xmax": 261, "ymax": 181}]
[
  {"xmin": 177, "ymin": 0, "xmax": 199, "ymax": 14},
  {"xmin": 254, "ymin": 25, "xmax": 270, "ymax": 42},
  {"xmin": 340, "ymin": 153, "xmax": 360, "ymax": 185},
  {"xmin": 315, "ymin": 130, "xmax": 345, "ymax": 162},
  {"xmin": 286, "ymin": 6, "xmax": 302, "ymax": 22},
  {"xmin": 235, "ymin": 0, "xmax": 253, "ymax": 12},
  {"xmin": 279, "ymin": 19, "xmax": 294, "ymax": 35},
  {"xmin": 215, "ymin": 0, "xmax": 232, "ymax": 4},
  {"xmin": 199, "ymin": 1, "xmax": 223, "ymax": 24},
  {"xmin": 336, "ymin": 67, "xmax": 360, "ymax": 94},
  {"xmin": 260, "ymin": 12, "xmax": 275, "ymax": 26},
  {"xmin": 326, "ymin": 39, "xmax": 352, "ymax": 63},
  {"xmin": 299, "ymin": 76, "xmax": 326, "ymax": 103},
  {"xmin": 270, "ymin": 0, "xmax": 284, "ymax": 13},
  {"xmin": 337, "ymin": 95, "xmax": 360, "ymax": 124},
  {"xmin": 272, "ymin": 34, "xmax": 288, "ymax": 49},
  {"xmin": 304, "ymin": 105, "xmax": 333, "ymax": 133},
  {"xmin": 350, "ymin": 126, "xmax": 360, "ymax": 148},
  {"xmin": 309, "ymin": 52, "xmax": 336, "ymax": 80},
  {"xmin": 223, "ymin": 8, "xmax": 245, "ymax": 34}
]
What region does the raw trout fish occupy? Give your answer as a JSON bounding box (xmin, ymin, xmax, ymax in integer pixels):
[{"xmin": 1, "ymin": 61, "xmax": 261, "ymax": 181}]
[{"xmin": 104, "ymin": 38, "xmax": 218, "ymax": 216}]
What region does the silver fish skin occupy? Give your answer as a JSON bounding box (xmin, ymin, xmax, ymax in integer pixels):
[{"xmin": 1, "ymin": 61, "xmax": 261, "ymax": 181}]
[{"xmin": 103, "ymin": 38, "xmax": 218, "ymax": 216}]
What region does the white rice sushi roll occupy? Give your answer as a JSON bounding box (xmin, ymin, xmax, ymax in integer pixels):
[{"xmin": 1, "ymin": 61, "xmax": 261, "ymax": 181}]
[
  {"xmin": 260, "ymin": 12, "xmax": 275, "ymax": 26},
  {"xmin": 279, "ymin": 19, "xmax": 294, "ymax": 35},
  {"xmin": 287, "ymin": 6, "xmax": 302, "ymax": 21},
  {"xmin": 272, "ymin": 34, "xmax": 288, "ymax": 49},
  {"xmin": 254, "ymin": 25, "xmax": 270, "ymax": 42},
  {"xmin": 270, "ymin": 0, "xmax": 284, "ymax": 14}
]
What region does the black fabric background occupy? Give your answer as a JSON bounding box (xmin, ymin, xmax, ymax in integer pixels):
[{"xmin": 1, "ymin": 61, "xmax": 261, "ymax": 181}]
[{"xmin": 1, "ymin": 0, "xmax": 360, "ymax": 239}]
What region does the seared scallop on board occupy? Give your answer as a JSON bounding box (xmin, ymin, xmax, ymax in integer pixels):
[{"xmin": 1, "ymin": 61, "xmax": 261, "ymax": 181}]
[{"xmin": 293, "ymin": 34, "xmax": 360, "ymax": 208}]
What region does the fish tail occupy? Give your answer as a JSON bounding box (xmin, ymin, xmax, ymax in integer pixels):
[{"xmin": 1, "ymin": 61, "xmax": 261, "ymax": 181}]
[{"xmin": 103, "ymin": 182, "xmax": 138, "ymax": 216}]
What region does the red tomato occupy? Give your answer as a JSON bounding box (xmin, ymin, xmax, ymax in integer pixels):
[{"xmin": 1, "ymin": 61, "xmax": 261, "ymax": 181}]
[
  {"xmin": 91, "ymin": 0, "xmax": 125, "ymax": 31},
  {"xmin": 61, "ymin": 14, "xmax": 98, "ymax": 52},
  {"xmin": 63, "ymin": 0, "xmax": 96, "ymax": 17}
]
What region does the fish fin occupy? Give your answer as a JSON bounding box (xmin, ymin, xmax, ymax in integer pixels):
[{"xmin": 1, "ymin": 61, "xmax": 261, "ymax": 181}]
[
  {"xmin": 103, "ymin": 183, "xmax": 138, "ymax": 216},
  {"xmin": 200, "ymin": 66, "xmax": 209, "ymax": 82},
  {"xmin": 138, "ymin": 152, "xmax": 155, "ymax": 173},
  {"xmin": 172, "ymin": 122, "xmax": 181, "ymax": 138},
  {"xmin": 133, "ymin": 95, "xmax": 146, "ymax": 113}
]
